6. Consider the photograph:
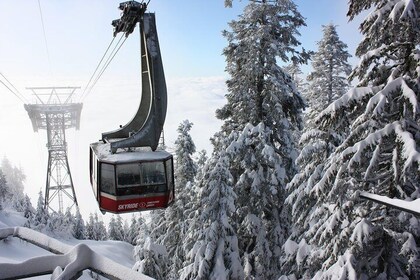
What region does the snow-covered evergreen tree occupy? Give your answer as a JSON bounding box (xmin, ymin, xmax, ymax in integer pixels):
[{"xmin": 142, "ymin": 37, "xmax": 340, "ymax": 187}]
[
  {"xmin": 209, "ymin": 0, "xmax": 308, "ymax": 278},
  {"xmin": 86, "ymin": 213, "xmax": 108, "ymax": 241},
  {"xmin": 158, "ymin": 120, "xmax": 198, "ymax": 279},
  {"xmin": 0, "ymin": 169, "xmax": 7, "ymax": 210},
  {"xmin": 283, "ymin": 23, "xmax": 352, "ymax": 242},
  {"xmin": 282, "ymin": 1, "xmax": 420, "ymax": 278},
  {"xmin": 86, "ymin": 213, "xmax": 95, "ymax": 240},
  {"xmin": 135, "ymin": 120, "xmax": 198, "ymax": 279},
  {"xmin": 22, "ymin": 194, "xmax": 35, "ymax": 219},
  {"xmin": 108, "ymin": 214, "xmax": 124, "ymax": 241},
  {"xmin": 1, "ymin": 157, "xmax": 25, "ymax": 203},
  {"xmin": 175, "ymin": 120, "xmax": 197, "ymax": 187},
  {"xmin": 305, "ymin": 23, "xmax": 352, "ymax": 119},
  {"xmin": 126, "ymin": 214, "xmax": 139, "ymax": 245},
  {"xmin": 180, "ymin": 152, "xmax": 243, "ymax": 280},
  {"xmin": 195, "ymin": 149, "xmax": 208, "ymax": 179},
  {"xmin": 133, "ymin": 215, "xmax": 168, "ymax": 280},
  {"xmin": 73, "ymin": 207, "xmax": 86, "ymax": 240},
  {"xmin": 64, "ymin": 208, "xmax": 76, "ymax": 235},
  {"xmin": 123, "ymin": 219, "xmax": 130, "ymax": 243},
  {"xmin": 283, "ymin": 62, "xmax": 307, "ymax": 95},
  {"xmin": 134, "ymin": 215, "xmax": 150, "ymax": 251},
  {"xmin": 0, "ymin": 158, "xmax": 27, "ymax": 210},
  {"xmin": 133, "ymin": 237, "xmax": 169, "ymax": 280},
  {"xmin": 48, "ymin": 211, "xmax": 73, "ymax": 238},
  {"xmin": 29, "ymin": 191, "xmax": 49, "ymax": 231},
  {"xmin": 94, "ymin": 213, "xmax": 108, "ymax": 241}
]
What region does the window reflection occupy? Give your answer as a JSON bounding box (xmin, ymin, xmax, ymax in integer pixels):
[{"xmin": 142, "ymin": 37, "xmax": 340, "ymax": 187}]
[
  {"xmin": 117, "ymin": 164, "xmax": 141, "ymax": 187},
  {"xmin": 140, "ymin": 162, "xmax": 166, "ymax": 185},
  {"xmin": 115, "ymin": 161, "xmax": 167, "ymax": 194},
  {"xmin": 101, "ymin": 163, "xmax": 115, "ymax": 195}
]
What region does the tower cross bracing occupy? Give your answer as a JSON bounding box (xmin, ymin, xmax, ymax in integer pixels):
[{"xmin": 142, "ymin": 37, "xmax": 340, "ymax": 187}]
[{"xmin": 24, "ymin": 87, "xmax": 82, "ymax": 212}]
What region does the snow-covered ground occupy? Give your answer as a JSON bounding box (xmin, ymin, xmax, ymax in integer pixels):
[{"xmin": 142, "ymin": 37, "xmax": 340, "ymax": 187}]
[{"xmin": 0, "ymin": 209, "xmax": 151, "ymax": 280}]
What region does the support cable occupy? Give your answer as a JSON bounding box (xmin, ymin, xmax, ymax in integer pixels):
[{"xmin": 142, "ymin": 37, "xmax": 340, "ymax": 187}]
[
  {"xmin": 80, "ymin": 36, "xmax": 116, "ymax": 101},
  {"xmin": 81, "ymin": 0, "xmax": 152, "ymax": 101},
  {"xmin": 82, "ymin": 35, "xmax": 128, "ymax": 101},
  {"xmin": 37, "ymin": 0, "xmax": 53, "ymax": 78},
  {"xmin": 0, "ymin": 79, "xmax": 25, "ymax": 103},
  {"xmin": 0, "ymin": 73, "xmax": 28, "ymax": 103}
]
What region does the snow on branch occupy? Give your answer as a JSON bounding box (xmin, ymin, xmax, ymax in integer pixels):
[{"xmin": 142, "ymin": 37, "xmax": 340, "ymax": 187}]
[
  {"xmin": 357, "ymin": 44, "xmax": 387, "ymax": 69},
  {"xmin": 320, "ymin": 251, "xmax": 357, "ymax": 279},
  {"xmin": 317, "ymin": 87, "xmax": 374, "ymax": 121},
  {"xmin": 365, "ymin": 77, "xmax": 419, "ymax": 116},
  {"xmin": 0, "ymin": 227, "xmax": 152, "ymax": 280},
  {"xmin": 350, "ymin": 218, "xmax": 373, "ymax": 246},
  {"xmin": 342, "ymin": 121, "xmax": 420, "ymax": 171},
  {"xmin": 390, "ymin": 0, "xmax": 418, "ymax": 21},
  {"xmin": 365, "ymin": 0, "xmax": 398, "ymax": 28},
  {"xmin": 365, "ymin": 0, "xmax": 416, "ymax": 29}
]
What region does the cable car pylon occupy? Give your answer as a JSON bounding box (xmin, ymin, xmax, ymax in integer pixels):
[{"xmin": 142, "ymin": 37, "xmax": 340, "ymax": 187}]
[
  {"xmin": 24, "ymin": 87, "xmax": 82, "ymax": 213},
  {"xmin": 89, "ymin": 1, "xmax": 174, "ymax": 214}
]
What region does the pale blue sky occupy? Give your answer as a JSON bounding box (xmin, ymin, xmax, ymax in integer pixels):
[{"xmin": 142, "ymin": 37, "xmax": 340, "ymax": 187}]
[
  {"xmin": 0, "ymin": 1, "xmax": 361, "ymax": 81},
  {"xmin": 0, "ymin": 1, "xmax": 363, "ymax": 218}
]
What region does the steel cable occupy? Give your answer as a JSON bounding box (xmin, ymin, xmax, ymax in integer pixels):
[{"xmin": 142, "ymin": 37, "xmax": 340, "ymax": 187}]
[
  {"xmin": 80, "ymin": 36, "xmax": 116, "ymax": 101},
  {"xmin": 0, "ymin": 73, "xmax": 28, "ymax": 103},
  {"xmin": 82, "ymin": 35, "xmax": 127, "ymax": 101}
]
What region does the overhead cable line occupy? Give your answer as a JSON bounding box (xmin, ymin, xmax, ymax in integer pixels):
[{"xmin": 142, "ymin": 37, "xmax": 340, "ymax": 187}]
[
  {"xmin": 37, "ymin": 0, "xmax": 53, "ymax": 77},
  {"xmin": 80, "ymin": 36, "xmax": 116, "ymax": 100},
  {"xmin": 82, "ymin": 34, "xmax": 128, "ymax": 101},
  {"xmin": 0, "ymin": 73, "xmax": 28, "ymax": 103},
  {"xmin": 0, "ymin": 77, "xmax": 26, "ymax": 104},
  {"xmin": 81, "ymin": 0, "xmax": 152, "ymax": 101}
]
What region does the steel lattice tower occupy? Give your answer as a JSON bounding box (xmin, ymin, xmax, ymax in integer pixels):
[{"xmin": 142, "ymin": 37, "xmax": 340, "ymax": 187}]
[{"xmin": 24, "ymin": 87, "xmax": 82, "ymax": 212}]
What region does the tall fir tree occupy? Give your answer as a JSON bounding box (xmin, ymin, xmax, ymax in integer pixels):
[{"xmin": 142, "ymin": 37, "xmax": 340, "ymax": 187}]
[
  {"xmin": 73, "ymin": 207, "xmax": 86, "ymax": 240},
  {"xmin": 1, "ymin": 157, "xmax": 25, "ymax": 202},
  {"xmin": 305, "ymin": 23, "xmax": 352, "ymax": 119},
  {"xmin": 94, "ymin": 213, "xmax": 108, "ymax": 241},
  {"xmin": 48, "ymin": 211, "xmax": 72, "ymax": 238},
  {"xmin": 86, "ymin": 213, "xmax": 95, "ymax": 240},
  {"xmin": 195, "ymin": 149, "xmax": 208, "ymax": 180},
  {"xmin": 180, "ymin": 152, "xmax": 243, "ymax": 280},
  {"xmin": 283, "ymin": 23, "xmax": 352, "ymax": 244},
  {"xmin": 282, "ymin": 1, "xmax": 420, "ymax": 278},
  {"xmin": 122, "ymin": 219, "xmax": 130, "ymax": 243},
  {"xmin": 0, "ymin": 169, "xmax": 7, "ymax": 210},
  {"xmin": 133, "ymin": 215, "xmax": 169, "ymax": 280},
  {"xmin": 134, "ymin": 214, "xmax": 150, "ymax": 252},
  {"xmin": 22, "ymin": 194, "xmax": 35, "ymax": 220},
  {"xmin": 209, "ymin": 0, "xmax": 309, "ymax": 278},
  {"xmin": 30, "ymin": 191, "xmax": 49, "ymax": 231},
  {"xmin": 151, "ymin": 120, "xmax": 198, "ymax": 279},
  {"xmin": 174, "ymin": 120, "xmax": 197, "ymax": 187},
  {"xmin": 126, "ymin": 214, "xmax": 140, "ymax": 245},
  {"xmin": 133, "ymin": 237, "xmax": 169, "ymax": 280},
  {"xmin": 108, "ymin": 214, "xmax": 125, "ymax": 241},
  {"xmin": 0, "ymin": 158, "xmax": 27, "ymax": 209},
  {"xmin": 283, "ymin": 62, "xmax": 307, "ymax": 96},
  {"xmin": 86, "ymin": 213, "xmax": 108, "ymax": 241}
]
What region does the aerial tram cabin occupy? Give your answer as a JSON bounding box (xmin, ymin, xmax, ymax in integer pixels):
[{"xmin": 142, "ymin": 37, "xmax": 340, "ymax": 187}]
[
  {"xmin": 90, "ymin": 143, "xmax": 174, "ymax": 213},
  {"xmin": 90, "ymin": 1, "xmax": 174, "ymax": 214}
]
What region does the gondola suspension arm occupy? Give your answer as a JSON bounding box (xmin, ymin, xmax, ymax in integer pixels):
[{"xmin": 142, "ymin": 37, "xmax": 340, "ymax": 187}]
[{"xmin": 102, "ymin": 1, "xmax": 167, "ymax": 153}]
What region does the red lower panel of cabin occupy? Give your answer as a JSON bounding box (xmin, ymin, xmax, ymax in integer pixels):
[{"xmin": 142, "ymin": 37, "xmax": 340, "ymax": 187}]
[{"xmin": 100, "ymin": 191, "xmax": 174, "ymax": 213}]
